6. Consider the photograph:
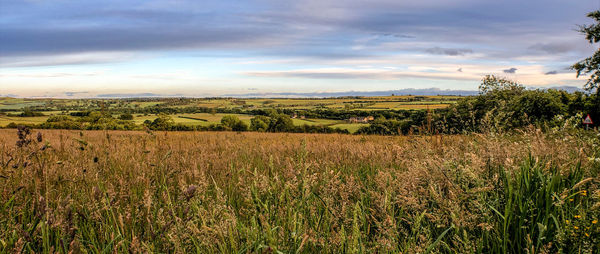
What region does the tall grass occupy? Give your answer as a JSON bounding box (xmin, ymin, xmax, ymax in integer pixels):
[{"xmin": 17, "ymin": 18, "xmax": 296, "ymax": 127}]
[
  {"xmin": 0, "ymin": 129, "xmax": 598, "ymax": 253},
  {"xmin": 482, "ymin": 156, "xmax": 596, "ymax": 253}
]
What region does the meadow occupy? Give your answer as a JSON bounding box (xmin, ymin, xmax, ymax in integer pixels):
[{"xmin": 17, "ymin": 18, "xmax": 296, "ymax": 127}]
[
  {"xmin": 0, "ymin": 128, "xmax": 598, "ymax": 253},
  {"xmin": 0, "ymin": 96, "xmax": 458, "ymax": 133},
  {"xmin": 0, "ymin": 96, "xmax": 457, "ymax": 112}
]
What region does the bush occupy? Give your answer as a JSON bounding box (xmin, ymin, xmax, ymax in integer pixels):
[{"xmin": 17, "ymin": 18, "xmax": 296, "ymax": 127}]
[
  {"xmin": 250, "ymin": 115, "xmax": 271, "ymax": 132},
  {"xmin": 119, "ymin": 113, "xmax": 134, "ymax": 120},
  {"xmin": 269, "ymin": 114, "xmax": 294, "ymax": 132},
  {"xmin": 8, "ymin": 110, "xmax": 45, "ymax": 117},
  {"xmin": 355, "ymin": 118, "xmax": 412, "ymax": 135},
  {"xmin": 146, "ymin": 114, "xmax": 174, "ymax": 130},
  {"xmin": 220, "ymin": 115, "xmax": 248, "ymax": 131}
]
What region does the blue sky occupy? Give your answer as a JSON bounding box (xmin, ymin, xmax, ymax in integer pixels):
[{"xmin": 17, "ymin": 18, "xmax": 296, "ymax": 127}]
[{"xmin": 0, "ymin": 0, "xmax": 597, "ymax": 97}]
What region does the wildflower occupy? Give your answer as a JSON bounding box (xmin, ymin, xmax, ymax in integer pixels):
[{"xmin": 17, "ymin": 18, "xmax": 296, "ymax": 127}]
[
  {"xmin": 569, "ymin": 198, "xmax": 574, "ymax": 202},
  {"xmin": 16, "ymin": 125, "xmax": 32, "ymax": 147},
  {"xmin": 92, "ymin": 186, "xmax": 102, "ymax": 201},
  {"xmin": 581, "ymin": 190, "xmax": 587, "ymax": 196},
  {"xmin": 69, "ymin": 239, "xmax": 81, "ymax": 253},
  {"xmin": 585, "ymin": 233, "xmax": 590, "ymax": 237},
  {"xmin": 574, "ymin": 215, "xmax": 581, "ymax": 219},
  {"xmin": 593, "ymin": 220, "xmax": 598, "ymax": 224},
  {"xmin": 184, "ymin": 185, "xmax": 197, "ymax": 201},
  {"xmin": 566, "ymin": 220, "xmax": 570, "ymax": 224},
  {"xmin": 574, "ymin": 226, "xmax": 579, "ymax": 230}
]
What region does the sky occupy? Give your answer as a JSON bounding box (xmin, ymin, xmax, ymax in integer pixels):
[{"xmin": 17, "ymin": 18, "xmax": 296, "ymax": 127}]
[{"xmin": 0, "ymin": 0, "xmax": 598, "ymax": 98}]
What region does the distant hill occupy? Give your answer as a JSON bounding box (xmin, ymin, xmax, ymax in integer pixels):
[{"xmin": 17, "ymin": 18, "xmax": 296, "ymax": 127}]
[
  {"xmin": 540, "ymin": 86, "xmax": 584, "ymax": 93},
  {"xmin": 1, "ymin": 86, "xmax": 587, "ymax": 99},
  {"xmin": 224, "ymin": 88, "xmax": 480, "ymax": 98},
  {"xmin": 223, "ymin": 86, "xmax": 585, "ymax": 98}
]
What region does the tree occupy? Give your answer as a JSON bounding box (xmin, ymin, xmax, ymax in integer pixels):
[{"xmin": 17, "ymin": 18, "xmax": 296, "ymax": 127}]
[
  {"xmin": 478, "ymin": 75, "xmax": 524, "ymax": 96},
  {"xmin": 250, "ymin": 115, "xmax": 270, "ymax": 132},
  {"xmin": 119, "ymin": 113, "xmax": 134, "ymax": 120},
  {"xmin": 269, "ymin": 114, "xmax": 295, "ymax": 132},
  {"xmin": 148, "ymin": 114, "xmax": 174, "ymax": 130},
  {"xmin": 572, "ymin": 10, "xmax": 600, "ymax": 93},
  {"xmin": 220, "ymin": 115, "xmax": 248, "ymax": 131}
]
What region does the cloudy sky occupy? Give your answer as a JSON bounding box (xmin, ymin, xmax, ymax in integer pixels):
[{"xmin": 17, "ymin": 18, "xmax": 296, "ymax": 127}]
[{"xmin": 0, "ymin": 0, "xmax": 598, "ymax": 97}]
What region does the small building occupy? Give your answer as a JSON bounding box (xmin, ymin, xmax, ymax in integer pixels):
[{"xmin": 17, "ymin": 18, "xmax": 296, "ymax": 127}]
[{"xmin": 348, "ymin": 116, "xmax": 374, "ymax": 123}]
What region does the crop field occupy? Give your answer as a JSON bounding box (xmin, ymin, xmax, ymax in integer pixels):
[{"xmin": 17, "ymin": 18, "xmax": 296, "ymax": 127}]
[
  {"xmin": 0, "ymin": 96, "xmax": 461, "ymax": 133},
  {"xmin": 0, "ymin": 98, "xmax": 46, "ymax": 110},
  {"xmin": 0, "ymin": 113, "xmax": 365, "ymax": 133},
  {"xmin": 328, "ymin": 123, "xmax": 370, "ymax": 133},
  {"xmin": 0, "ymin": 115, "xmax": 50, "ymax": 126},
  {"xmin": 4, "ymin": 96, "xmax": 453, "ymax": 133},
  {"xmin": 0, "ymin": 129, "xmax": 598, "ymax": 253},
  {"xmin": 132, "ymin": 113, "xmax": 255, "ymax": 127},
  {"xmin": 0, "ymin": 96, "xmax": 458, "ymax": 112}
]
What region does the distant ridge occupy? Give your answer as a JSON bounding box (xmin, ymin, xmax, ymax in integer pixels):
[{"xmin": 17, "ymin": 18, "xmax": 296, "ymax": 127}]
[
  {"xmin": 95, "ymin": 93, "xmax": 169, "ymax": 98},
  {"xmin": 539, "ymin": 86, "xmax": 584, "ymax": 93},
  {"xmin": 224, "ymin": 88, "xmax": 480, "ymax": 98},
  {"xmin": 223, "ymin": 86, "xmax": 584, "ymax": 98},
  {"xmin": 1, "ymin": 86, "xmax": 586, "ymax": 99}
]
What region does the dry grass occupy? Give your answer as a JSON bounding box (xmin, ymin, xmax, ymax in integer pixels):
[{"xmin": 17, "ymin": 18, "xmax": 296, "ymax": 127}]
[{"xmin": 0, "ymin": 129, "xmax": 598, "ymax": 253}]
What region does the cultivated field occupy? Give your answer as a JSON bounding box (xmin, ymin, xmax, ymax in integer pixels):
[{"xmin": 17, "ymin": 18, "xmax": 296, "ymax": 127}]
[
  {"xmin": 0, "ymin": 129, "xmax": 598, "ymax": 253},
  {"xmin": 0, "ymin": 96, "xmax": 457, "ymax": 133},
  {"xmin": 0, "ymin": 96, "xmax": 458, "ymax": 112}
]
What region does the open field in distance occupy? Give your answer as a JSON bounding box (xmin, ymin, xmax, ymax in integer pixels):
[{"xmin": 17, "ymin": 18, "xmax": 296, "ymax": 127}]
[{"xmin": 0, "ymin": 96, "xmax": 458, "ymax": 133}]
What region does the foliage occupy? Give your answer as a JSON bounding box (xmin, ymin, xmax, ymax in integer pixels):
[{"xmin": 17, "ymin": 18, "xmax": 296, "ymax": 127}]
[
  {"xmin": 440, "ymin": 75, "xmax": 598, "ymax": 133},
  {"xmin": 146, "ymin": 113, "xmax": 174, "ymax": 130},
  {"xmin": 572, "ymin": 10, "xmax": 600, "ymax": 93},
  {"xmin": 481, "ymin": 157, "xmax": 597, "ymax": 252},
  {"xmin": 7, "ymin": 110, "xmax": 45, "ymax": 117},
  {"xmin": 268, "ymin": 114, "xmax": 295, "ymax": 132},
  {"xmin": 220, "ymin": 115, "xmax": 248, "ymax": 131},
  {"xmin": 355, "ymin": 117, "xmax": 413, "ymax": 135},
  {"xmin": 478, "ymin": 74, "xmax": 524, "ymax": 96},
  {"xmin": 1, "ymin": 88, "xmax": 598, "ymax": 135},
  {"xmin": 118, "ymin": 113, "xmax": 133, "ymax": 120},
  {"xmin": 250, "ymin": 115, "xmax": 270, "ymax": 132}
]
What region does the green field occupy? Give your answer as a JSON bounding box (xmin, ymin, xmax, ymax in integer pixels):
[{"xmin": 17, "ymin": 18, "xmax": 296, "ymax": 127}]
[
  {"xmin": 329, "ymin": 123, "xmax": 370, "ymax": 133},
  {"xmin": 0, "ymin": 112, "xmax": 366, "ymax": 133},
  {"xmin": 132, "ymin": 113, "xmax": 253, "ymax": 126},
  {"xmin": 0, "ymin": 95, "xmax": 458, "ymax": 111},
  {"xmin": 0, "ymin": 96, "xmax": 458, "ymax": 133}
]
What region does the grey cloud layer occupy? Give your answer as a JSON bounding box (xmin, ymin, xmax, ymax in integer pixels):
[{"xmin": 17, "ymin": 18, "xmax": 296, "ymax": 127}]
[
  {"xmin": 0, "ymin": 0, "xmax": 596, "ymax": 66},
  {"xmin": 425, "ymin": 47, "xmax": 473, "ymax": 56}
]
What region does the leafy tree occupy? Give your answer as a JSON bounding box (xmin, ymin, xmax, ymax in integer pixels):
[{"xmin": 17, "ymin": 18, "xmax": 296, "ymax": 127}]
[
  {"xmin": 147, "ymin": 114, "xmax": 174, "ymax": 130},
  {"xmin": 479, "ymin": 75, "xmax": 524, "ymax": 97},
  {"xmin": 119, "ymin": 113, "xmax": 134, "ymax": 120},
  {"xmin": 18, "ymin": 110, "xmax": 44, "ymax": 117},
  {"xmin": 250, "ymin": 115, "xmax": 271, "ymax": 132},
  {"xmin": 84, "ymin": 111, "xmax": 109, "ymax": 123},
  {"xmin": 269, "ymin": 114, "xmax": 295, "ymax": 132},
  {"xmin": 572, "ymin": 10, "xmax": 600, "ymax": 93},
  {"xmin": 508, "ymin": 90, "xmax": 565, "ymax": 126},
  {"xmin": 355, "ymin": 118, "xmax": 412, "ymax": 135},
  {"xmin": 440, "ymin": 75, "xmax": 578, "ymax": 132},
  {"xmin": 220, "ymin": 115, "xmax": 248, "ymax": 131}
]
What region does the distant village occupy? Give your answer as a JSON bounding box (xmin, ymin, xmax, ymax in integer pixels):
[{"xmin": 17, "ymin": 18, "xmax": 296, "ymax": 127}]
[{"xmin": 347, "ymin": 116, "xmax": 375, "ymax": 123}]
